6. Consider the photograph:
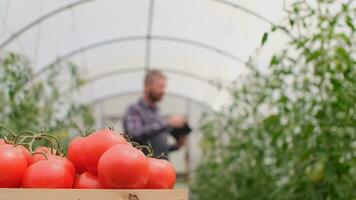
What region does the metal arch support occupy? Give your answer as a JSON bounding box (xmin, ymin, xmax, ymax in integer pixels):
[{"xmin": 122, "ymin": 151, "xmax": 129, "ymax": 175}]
[
  {"xmin": 34, "ymin": 35, "xmax": 245, "ymax": 79},
  {"xmin": 86, "ymin": 67, "xmax": 212, "ymax": 85},
  {"xmin": 0, "ymin": 0, "xmax": 96, "ymax": 50},
  {"xmin": 145, "ymin": 0, "xmax": 155, "ymax": 71},
  {"xmin": 90, "ymin": 90, "xmax": 215, "ymax": 113},
  {"xmin": 155, "ymin": 35, "xmax": 244, "ymax": 63},
  {"xmin": 62, "ymin": 66, "xmax": 216, "ymax": 96},
  {"xmin": 0, "ymin": 0, "xmax": 277, "ymax": 50},
  {"xmin": 211, "ymin": 0, "xmax": 293, "ymax": 39},
  {"xmin": 34, "ymin": 35, "xmax": 144, "ymax": 77},
  {"xmin": 210, "ymin": 0, "xmax": 274, "ymax": 24},
  {"xmin": 86, "ymin": 67, "xmax": 145, "ymax": 84}
]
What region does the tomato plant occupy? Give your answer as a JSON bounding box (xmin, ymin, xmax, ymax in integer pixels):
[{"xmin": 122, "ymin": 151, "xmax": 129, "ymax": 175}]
[
  {"xmin": 0, "ymin": 52, "xmax": 95, "ymax": 150},
  {"xmin": 192, "ymin": 1, "xmax": 356, "ymax": 199},
  {"xmin": 98, "ymin": 144, "xmax": 149, "ymax": 189}
]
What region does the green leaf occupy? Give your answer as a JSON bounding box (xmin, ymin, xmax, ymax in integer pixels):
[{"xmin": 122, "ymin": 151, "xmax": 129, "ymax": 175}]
[
  {"xmin": 336, "ymin": 47, "xmax": 349, "ymax": 59},
  {"xmin": 296, "ymin": 38, "xmax": 308, "ymax": 49},
  {"xmin": 345, "ymin": 16, "xmax": 355, "ymax": 31},
  {"xmin": 342, "ymin": 4, "xmax": 348, "ymax": 12},
  {"xmin": 306, "ymin": 50, "xmax": 322, "ymax": 63},
  {"xmin": 271, "ymin": 26, "xmax": 277, "ymax": 32},
  {"xmin": 336, "ymin": 33, "xmax": 352, "ymax": 46},
  {"xmin": 270, "ymin": 55, "xmax": 280, "ymax": 65},
  {"xmin": 261, "ymin": 32, "xmax": 268, "ymax": 46}
]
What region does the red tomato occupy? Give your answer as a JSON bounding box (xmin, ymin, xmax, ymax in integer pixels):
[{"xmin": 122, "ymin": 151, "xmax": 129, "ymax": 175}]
[
  {"xmin": 61, "ymin": 157, "xmax": 76, "ymax": 179},
  {"xmin": 81, "ymin": 129, "xmax": 127, "ymax": 174},
  {"xmin": 22, "ymin": 159, "xmax": 74, "ymax": 188},
  {"xmin": 74, "ymin": 171, "xmax": 104, "ymax": 189},
  {"xmin": 16, "ymin": 145, "xmax": 33, "ymax": 166},
  {"xmin": 67, "ymin": 137, "xmax": 86, "ymax": 174},
  {"xmin": 0, "ymin": 142, "xmax": 33, "ymax": 166},
  {"xmin": 32, "ymin": 147, "xmax": 75, "ymax": 178},
  {"xmin": 145, "ymin": 158, "xmax": 176, "ymax": 189},
  {"xmin": 0, "ymin": 145, "xmax": 28, "ymax": 188},
  {"xmin": 98, "ymin": 144, "xmax": 149, "ymax": 189},
  {"xmin": 101, "ymin": 181, "xmax": 115, "ymax": 189}
]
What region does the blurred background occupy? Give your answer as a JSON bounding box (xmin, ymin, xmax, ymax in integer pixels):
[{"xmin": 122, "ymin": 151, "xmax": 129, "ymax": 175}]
[{"xmin": 0, "ymin": 0, "xmax": 355, "ymax": 199}]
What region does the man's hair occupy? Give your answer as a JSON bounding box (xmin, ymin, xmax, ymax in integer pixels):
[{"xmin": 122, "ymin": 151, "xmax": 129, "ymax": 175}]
[{"xmin": 144, "ymin": 70, "xmax": 166, "ymax": 85}]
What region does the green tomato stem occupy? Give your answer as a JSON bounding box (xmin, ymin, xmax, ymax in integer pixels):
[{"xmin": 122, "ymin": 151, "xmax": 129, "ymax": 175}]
[
  {"xmin": 14, "ymin": 130, "xmax": 36, "ymax": 144},
  {"xmin": 31, "ymin": 152, "xmax": 49, "ymax": 160},
  {"xmin": 0, "ymin": 124, "xmax": 17, "ymax": 137},
  {"xmin": 38, "ymin": 133, "xmax": 63, "ymax": 156}
]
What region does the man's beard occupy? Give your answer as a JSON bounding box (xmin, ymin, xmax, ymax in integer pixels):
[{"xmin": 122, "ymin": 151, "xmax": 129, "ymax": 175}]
[{"xmin": 148, "ymin": 91, "xmax": 163, "ymax": 102}]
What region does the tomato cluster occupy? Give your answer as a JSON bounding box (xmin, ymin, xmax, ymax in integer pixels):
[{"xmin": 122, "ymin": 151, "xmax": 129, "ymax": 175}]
[{"xmin": 0, "ymin": 127, "xmax": 176, "ymax": 189}]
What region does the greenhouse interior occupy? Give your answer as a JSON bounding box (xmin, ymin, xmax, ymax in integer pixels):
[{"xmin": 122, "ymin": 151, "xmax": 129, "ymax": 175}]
[{"xmin": 0, "ymin": 0, "xmax": 355, "ymax": 199}]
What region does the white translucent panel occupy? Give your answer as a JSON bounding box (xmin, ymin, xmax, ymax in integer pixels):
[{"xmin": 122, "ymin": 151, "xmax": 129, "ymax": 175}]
[
  {"xmin": 150, "ymin": 40, "xmax": 246, "ymax": 83},
  {"xmin": 1, "ymin": 0, "xmax": 75, "ymax": 56},
  {"xmin": 1, "ymin": 0, "xmax": 67, "ymax": 37},
  {"xmin": 165, "ymin": 72, "xmax": 220, "ymax": 107},
  {"xmin": 153, "ymin": 0, "xmax": 273, "ymax": 61},
  {"xmin": 77, "ymin": 71, "xmax": 145, "ymax": 104},
  {"xmin": 69, "ymin": 0, "xmax": 148, "ymax": 43},
  {"xmin": 227, "ymin": 0, "xmax": 285, "ymax": 22},
  {"xmin": 2, "ymin": 0, "xmax": 149, "ymax": 68},
  {"xmin": 102, "ymin": 94, "xmax": 141, "ymax": 117},
  {"xmin": 64, "ymin": 41, "xmax": 147, "ymax": 78},
  {"xmin": 99, "ymin": 93, "xmax": 153, "ymax": 133},
  {"xmin": 159, "ymin": 95, "xmax": 187, "ymax": 116},
  {"xmin": 11, "ymin": 10, "xmax": 91, "ymax": 68},
  {"xmin": 0, "ymin": 0, "xmax": 292, "ymax": 109}
]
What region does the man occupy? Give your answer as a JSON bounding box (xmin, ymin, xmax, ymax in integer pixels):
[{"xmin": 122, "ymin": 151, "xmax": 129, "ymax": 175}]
[{"xmin": 123, "ymin": 70, "xmax": 187, "ymax": 158}]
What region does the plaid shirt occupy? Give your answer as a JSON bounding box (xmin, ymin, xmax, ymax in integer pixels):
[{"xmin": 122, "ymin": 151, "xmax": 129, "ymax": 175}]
[{"xmin": 123, "ymin": 98, "xmax": 176, "ymax": 156}]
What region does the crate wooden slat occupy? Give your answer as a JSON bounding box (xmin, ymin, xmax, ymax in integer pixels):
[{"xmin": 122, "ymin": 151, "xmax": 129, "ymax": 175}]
[{"xmin": 0, "ymin": 189, "xmax": 188, "ymax": 200}]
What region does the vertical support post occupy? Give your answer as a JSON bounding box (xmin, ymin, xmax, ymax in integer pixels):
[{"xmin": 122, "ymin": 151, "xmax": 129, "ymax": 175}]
[{"xmin": 145, "ymin": 0, "xmax": 155, "ymax": 71}]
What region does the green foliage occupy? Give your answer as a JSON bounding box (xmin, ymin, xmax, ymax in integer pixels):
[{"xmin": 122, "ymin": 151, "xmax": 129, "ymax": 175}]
[
  {"xmin": 192, "ymin": 1, "xmax": 356, "ymax": 199},
  {"xmin": 0, "ymin": 52, "xmax": 95, "ymax": 150}
]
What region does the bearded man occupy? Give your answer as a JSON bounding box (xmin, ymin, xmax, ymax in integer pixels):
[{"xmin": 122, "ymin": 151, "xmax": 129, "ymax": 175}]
[{"xmin": 123, "ymin": 70, "xmax": 187, "ymax": 158}]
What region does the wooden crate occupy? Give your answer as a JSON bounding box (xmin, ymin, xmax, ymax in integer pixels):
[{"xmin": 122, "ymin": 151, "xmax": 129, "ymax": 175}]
[{"xmin": 0, "ymin": 189, "xmax": 188, "ymax": 200}]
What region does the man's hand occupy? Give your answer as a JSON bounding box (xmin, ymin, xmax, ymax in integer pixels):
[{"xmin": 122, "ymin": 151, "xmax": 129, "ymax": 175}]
[{"xmin": 167, "ymin": 115, "xmax": 186, "ymax": 128}]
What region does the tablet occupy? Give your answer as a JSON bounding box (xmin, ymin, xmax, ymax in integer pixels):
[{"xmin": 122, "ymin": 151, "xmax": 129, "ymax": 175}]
[{"xmin": 170, "ymin": 123, "xmax": 192, "ymax": 140}]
